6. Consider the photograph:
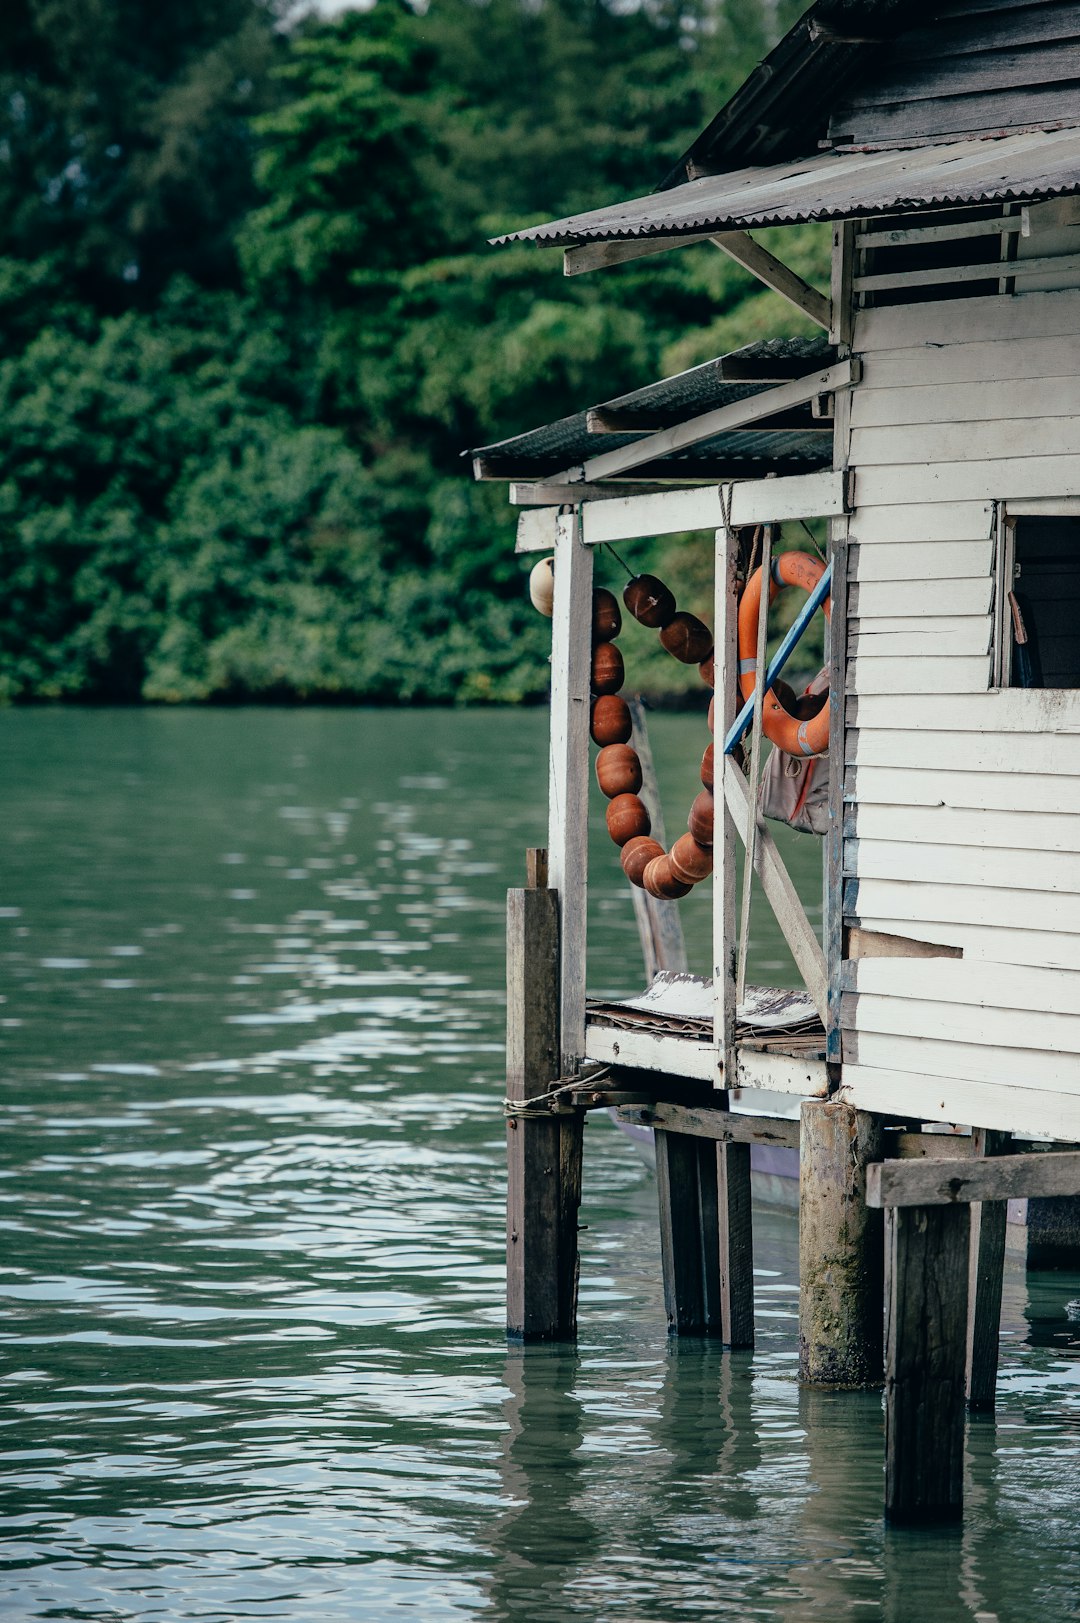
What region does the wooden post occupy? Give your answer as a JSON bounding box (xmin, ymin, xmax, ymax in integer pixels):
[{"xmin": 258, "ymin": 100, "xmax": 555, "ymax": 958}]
[
  {"xmin": 505, "ymin": 852, "xmax": 584, "ymax": 1341},
  {"xmin": 886, "ymin": 1202, "xmax": 970, "ymax": 1524},
  {"xmin": 718, "ymin": 1141, "xmax": 754, "ymax": 1348},
  {"xmin": 655, "ymin": 1130, "xmax": 721, "ymax": 1336},
  {"xmin": 713, "ymin": 518, "xmax": 738, "ymax": 1081},
  {"xmin": 799, "ymin": 1099, "xmax": 884, "ymax": 1387},
  {"xmin": 965, "ymin": 1128, "xmax": 1009, "ymax": 1411}
]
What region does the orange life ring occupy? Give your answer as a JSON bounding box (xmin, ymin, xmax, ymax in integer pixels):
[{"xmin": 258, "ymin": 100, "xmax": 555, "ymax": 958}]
[{"xmin": 738, "ymin": 551, "xmax": 831, "ymax": 758}]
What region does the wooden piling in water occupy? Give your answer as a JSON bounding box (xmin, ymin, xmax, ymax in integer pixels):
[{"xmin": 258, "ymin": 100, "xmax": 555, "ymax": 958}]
[
  {"xmin": 965, "ymin": 1128, "xmax": 1009, "ymax": 1411},
  {"xmin": 885, "ymin": 1202, "xmax": 969, "ymax": 1524},
  {"xmin": 505, "ymin": 851, "xmax": 584, "ymax": 1341},
  {"xmin": 718, "ymin": 1141, "xmax": 754, "ymax": 1348},
  {"xmin": 798, "ymin": 1099, "xmax": 884, "ymax": 1387},
  {"xmin": 655, "ymin": 1129, "xmax": 722, "ymax": 1336}
]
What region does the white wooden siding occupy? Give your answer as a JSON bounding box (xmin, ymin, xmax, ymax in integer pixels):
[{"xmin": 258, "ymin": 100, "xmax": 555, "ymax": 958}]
[{"xmin": 844, "ymin": 278, "xmax": 1080, "ymax": 1135}]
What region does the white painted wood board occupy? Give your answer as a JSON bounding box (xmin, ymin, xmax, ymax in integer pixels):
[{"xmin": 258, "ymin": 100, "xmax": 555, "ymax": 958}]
[
  {"xmin": 852, "ymin": 418, "xmax": 1080, "ymax": 470},
  {"xmin": 582, "ymin": 1023, "xmax": 828, "ymax": 1096},
  {"xmin": 845, "ymin": 837, "xmax": 1080, "ymax": 896},
  {"xmin": 849, "ymin": 507, "xmax": 994, "ymax": 547},
  {"xmin": 845, "ymin": 1028, "xmax": 1080, "ymax": 1093},
  {"xmin": 516, "ymin": 507, "xmax": 560, "ymax": 554},
  {"xmin": 843, "ymin": 955, "xmax": 1080, "ymax": 1018},
  {"xmin": 845, "ymin": 875, "xmax": 1080, "ymax": 934},
  {"xmin": 855, "ymin": 288, "xmax": 1080, "ymax": 352},
  {"xmin": 843, "ymin": 912, "xmax": 1080, "ymax": 972},
  {"xmin": 843, "ymin": 990, "xmax": 1080, "ymax": 1057},
  {"xmin": 849, "ymin": 576, "xmax": 992, "ymax": 616},
  {"xmin": 847, "ymin": 623, "xmax": 990, "ymax": 659},
  {"xmin": 847, "ymin": 728, "xmax": 1080, "ymax": 777},
  {"xmin": 851, "ymin": 376, "xmax": 1080, "ymax": 430},
  {"xmin": 839, "ymin": 1064, "xmax": 1080, "ymax": 1141},
  {"xmin": 847, "ymin": 654, "xmax": 991, "ymax": 695},
  {"xmin": 580, "ymin": 470, "xmax": 847, "ymax": 545},
  {"xmin": 846, "ymin": 801, "xmax": 1080, "ymax": 855},
  {"xmin": 847, "ymin": 691, "xmax": 1080, "ymax": 734},
  {"xmin": 849, "ymin": 542, "xmax": 992, "ymax": 583},
  {"xmin": 855, "ymin": 455, "xmax": 1080, "ymax": 508},
  {"xmin": 845, "ymin": 765, "xmax": 1080, "ymax": 816},
  {"xmin": 862, "ymin": 337, "xmax": 1080, "ymax": 392},
  {"xmin": 547, "ymin": 511, "xmax": 593, "ymax": 1068}
]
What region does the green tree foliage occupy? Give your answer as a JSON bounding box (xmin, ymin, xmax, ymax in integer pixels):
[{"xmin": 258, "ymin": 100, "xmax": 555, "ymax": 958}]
[{"xmin": 0, "ymin": 0, "xmax": 826, "ymax": 704}]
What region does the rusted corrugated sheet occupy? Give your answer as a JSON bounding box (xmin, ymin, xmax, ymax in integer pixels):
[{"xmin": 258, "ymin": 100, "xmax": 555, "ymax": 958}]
[{"xmin": 495, "ymin": 127, "xmax": 1080, "ymax": 248}]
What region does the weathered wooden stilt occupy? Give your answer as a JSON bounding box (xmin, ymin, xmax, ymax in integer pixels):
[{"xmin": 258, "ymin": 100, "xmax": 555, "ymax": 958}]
[
  {"xmin": 1026, "ymin": 1194, "xmax": 1080, "ymax": 1270},
  {"xmin": 505, "ymin": 855, "xmax": 584, "ymax": 1341},
  {"xmin": 886, "ymin": 1202, "xmax": 970, "ymax": 1525},
  {"xmin": 965, "ymin": 1128, "xmax": 1009, "ymax": 1411},
  {"xmin": 655, "ymin": 1129, "xmax": 721, "ymax": 1336},
  {"xmin": 718, "ymin": 1140, "xmax": 754, "ymax": 1348},
  {"xmin": 799, "ymin": 1099, "xmax": 884, "ymax": 1387}
]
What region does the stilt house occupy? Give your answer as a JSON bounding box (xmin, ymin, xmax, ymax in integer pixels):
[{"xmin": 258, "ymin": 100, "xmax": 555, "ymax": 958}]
[{"xmin": 480, "ymin": 0, "xmax": 1080, "ymax": 1142}]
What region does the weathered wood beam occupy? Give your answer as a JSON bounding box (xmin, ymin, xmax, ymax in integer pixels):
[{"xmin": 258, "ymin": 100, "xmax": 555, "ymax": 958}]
[
  {"xmin": 509, "ymin": 480, "xmax": 672, "ymax": 506},
  {"xmin": 615, "ymin": 1100, "xmax": 800, "ymax": 1148},
  {"xmin": 867, "ymin": 1150, "xmax": 1080, "ymax": 1209},
  {"xmin": 564, "ymin": 231, "xmax": 715, "ymax": 276},
  {"xmin": 585, "ymin": 406, "xmax": 830, "ymax": 435},
  {"xmin": 722, "ymin": 756, "xmax": 829, "ymax": 1019},
  {"xmin": 580, "ymin": 360, "xmax": 855, "ymax": 484},
  {"xmin": 718, "ymin": 1141, "xmax": 754, "ymax": 1348},
  {"xmin": 710, "ymin": 231, "xmax": 832, "ymax": 330},
  {"xmin": 965, "ymin": 1127, "xmax": 1009, "ymax": 1412}
]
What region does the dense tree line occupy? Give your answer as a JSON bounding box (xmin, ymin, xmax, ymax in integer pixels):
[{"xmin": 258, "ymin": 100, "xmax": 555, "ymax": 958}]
[{"xmin": 0, "ymin": 0, "xmax": 822, "ymax": 704}]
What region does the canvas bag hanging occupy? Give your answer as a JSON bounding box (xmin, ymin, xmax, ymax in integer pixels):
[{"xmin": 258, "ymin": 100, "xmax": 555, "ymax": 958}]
[{"xmin": 758, "ymin": 669, "xmax": 831, "ymax": 836}]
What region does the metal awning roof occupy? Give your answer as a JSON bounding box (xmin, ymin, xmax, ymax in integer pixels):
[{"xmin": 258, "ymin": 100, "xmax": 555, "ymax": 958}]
[
  {"xmin": 494, "ymin": 127, "xmax": 1080, "ymax": 248},
  {"xmin": 471, "ymin": 337, "xmax": 835, "ymax": 482}
]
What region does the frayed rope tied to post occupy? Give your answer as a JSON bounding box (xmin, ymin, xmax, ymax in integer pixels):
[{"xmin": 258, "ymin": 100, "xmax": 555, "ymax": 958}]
[{"xmin": 503, "ymin": 1065, "xmax": 612, "ymax": 1117}]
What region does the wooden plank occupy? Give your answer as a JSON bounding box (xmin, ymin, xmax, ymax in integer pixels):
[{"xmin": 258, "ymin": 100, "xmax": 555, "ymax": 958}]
[
  {"xmin": 965, "ymin": 1127, "xmax": 1009, "ymax": 1412},
  {"xmin": 846, "ymin": 689, "xmax": 1080, "ymax": 734},
  {"xmin": 849, "ymin": 577, "xmax": 992, "ymax": 617},
  {"xmin": 845, "ymin": 801, "xmax": 1080, "ymax": 855},
  {"xmin": 711, "ymin": 230, "xmax": 831, "ymax": 330},
  {"xmin": 723, "ymin": 756, "xmax": 829, "ymax": 1018},
  {"xmin": 855, "ymin": 215, "xmax": 1021, "ymax": 250},
  {"xmin": 848, "ymin": 623, "xmax": 990, "ymax": 659},
  {"xmin": 854, "ymin": 287, "xmax": 1080, "ymax": 352},
  {"xmin": 826, "ymin": 514, "xmax": 851, "ymax": 1065},
  {"xmin": 580, "ymin": 470, "xmax": 848, "ymax": 545},
  {"xmin": 854, "ymin": 459, "xmax": 1073, "ymax": 523},
  {"xmin": 547, "ymin": 510, "xmax": 592, "ymax": 1070},
  {"xmin": 841, "ymin": 1063, "xmax": 1080, "ymax": 1142},
  {"xmin": 564, "ymin": 231, "xmax": 715, "ymax": 275},
  {"xmin": 735, "ymin": 1047, "xmax": 829, "ymax": 1096},
  {"xmin": 845, "ymin": 872, "xmax": 1080, "ymax": 935},
  {"xmin": 718, "ymin": 1141, "xmax": 754, "ymax": 1348},
  {"xmin": 845, "ymin": 764, "xmax": 1080, "ymax": 816},
  {"xmin": 849, "ymin": 611, "xmax": 991, "ymax": 637},
  {"xmin": 885, "ymin": 1201, "xmax": 969, "ymax": 1524},
  {"xmin": 846, "ymin": 911, "xmax": 1080, "ymax": 972},
  {"xmin": 843, "ymin": 1025, "xmax": 1080, "ymax": 1091},
  {"xmin": 584, "ymin": 1022, "xmax": 719, "ymax": 1082},
  {"xmin": 844, "ymin": 954, "xmax": 1080, "ymax": 1019},
  {"xmin": 842, "ymin": 989, "xmax": 1080, "ymax": 1057},
  {"xmin": 516, "ymin": 507, "xmax": 560, "ymax": 555},
  {"xmin": 848, "ymin": 726, "xmax": 1080, "ymax": 776},
  {"xmin": 847, "ymin": 82, "xmax": 1080, "ymax": 149},
  {"xmin": 510, "ymin": 480, "xmax": 673, "ymax": 506},
  {"xmin": 506, "ymin": 884, "xmax": 582, "ymax": 1340},
  {"xmin": 862, "ymin": 336, "xmax": 1080, "ymax": 391},
  {"xmin": 851, "ymin": 375, "xmax": 1080, "ymax": 430},
  {"xmin": 737, "ymin": 523, "xmax": 774, "ymax": 1005},
  {"xmin": 844, "ymin": 835, "xmax": 1080, "ymax": 895},
  {"xmin": 869, "ymin": 1151, "xmax": 1080, "ymax": 1209},
  {"xmin": 799, "ymin": 1100, "xmax": 884, "ymax": 1387},
  {"xmin": 847, "ymin": 925, "xmax": 963, "ymax": 961},
  {"xmin": 850, "ymin": 512, "xmax": 994, "ymax": 548},
  {"xmin": 615, "ymin": 1100, "xmax": 800, "ymax": 1147},
  {"xmin": 655, "ymin": 1129, "xmax": 723, "ymax": 1336},
  {"xmin": 580, "ymin": 362, "xmax": 856, "ymax": 484},
  {"xmin": 830, "ymin": 220, "xmax": 855, "ymax": 348},
  {"xmin": 627, "ymin": 698, "xmax": 687, "ymax": 983},
  {"xmin": 854, "ymin": 251, "xmax": 1080, "ymax": 296},
  {"xmin": 847, "ymin": 654, "xmax": 991, "ymax": 695},
  {"xmin": 714, "ymin": 521, "xmax": 739, "ymax": 1079},
  {"xmin": 851, "ymin": 416, "xmax": 1080, "ymax": 469},
  {"xmin": 846, "ymin": 44, "xmax": 1080, "ymax": 109}
]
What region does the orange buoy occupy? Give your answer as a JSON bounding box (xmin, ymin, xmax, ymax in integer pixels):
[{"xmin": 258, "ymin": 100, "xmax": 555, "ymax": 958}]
[
  {"xmin": 591, "ymin": 642, "xmax": 624, "ymax": 696},
  {"xmin": 700, "ymin": 743, "xmax": 714, "ymax": 790},
  {"xmin": 623, "ymin": 574, "xmax": 675, "ymax": 629},
  {"xmin": 592, "ymin": 588, "xmax": 621, "ymax": 642},
  {"xmin": 699, "ymin": 651, "xmax": 714, "ymax": 689},
  {"xmin": 643, "ymin": 854, "xmax": 693, "ymax": 899},
  {"xmin": 621, "ymin": 835, "xmax": 665, "ymax": 888},
  {"xmin": 659, "ymin": 612, "xmax": 713, "ymax": 665},
  {"xmin": 688, "ymin": 790, "xmax": 713, "ymax": 846},
  {"xmin": 596, "ymin": 743, "xmax": 642, "ymax": 799},
  {"xmin": 606, "ymin": 793, "xmax": 650, "ymax": 847},
  {"xmin": 738, "ymin": 551, "xmax": 831, "ymax": 758},
  {"xmin": 590, "ymin": 695, "xmax": 632, "ymax": 746},
  {"xmin": 670, "ymin": 833, "xmax": 712, "ymax": 885}
]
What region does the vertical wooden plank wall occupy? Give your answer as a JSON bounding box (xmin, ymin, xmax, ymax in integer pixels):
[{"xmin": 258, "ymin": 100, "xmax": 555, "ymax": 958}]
[
  {"xmin": 838, "ymin": 274, "xmax": 1080, "ymax": 1140},
  {"xmin": 548, "ymin": 507, "xmax": 594, "ymax": 1072}
]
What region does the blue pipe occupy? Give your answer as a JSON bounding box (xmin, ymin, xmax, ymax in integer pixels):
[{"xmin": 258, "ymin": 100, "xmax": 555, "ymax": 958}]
[{"xmin": 721, "ymin": 560, "xmax": 833, "ymax": 756}]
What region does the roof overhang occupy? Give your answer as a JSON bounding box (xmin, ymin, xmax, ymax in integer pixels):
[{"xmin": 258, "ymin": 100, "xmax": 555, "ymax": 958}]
[{"xmin": 494, "ymin": 127, "xmax": 1080, "ymax": 250}]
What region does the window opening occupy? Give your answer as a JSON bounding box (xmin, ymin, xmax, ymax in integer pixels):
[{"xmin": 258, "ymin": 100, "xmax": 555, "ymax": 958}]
[{"xmin": 995, "ymin": 510, "xmax": 1080, "ymax": 690}]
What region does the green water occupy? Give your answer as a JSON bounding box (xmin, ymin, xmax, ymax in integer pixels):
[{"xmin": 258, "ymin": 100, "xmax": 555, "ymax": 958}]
[{"xmin": 1, "ymin": 708, "xmax": 1079, "ymax": 1622}]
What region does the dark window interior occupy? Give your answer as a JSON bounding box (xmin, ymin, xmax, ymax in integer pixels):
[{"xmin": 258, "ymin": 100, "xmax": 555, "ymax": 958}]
[{"xmin": 1011, "ymin": 518, "xmax": 1080, "ymax": 689}]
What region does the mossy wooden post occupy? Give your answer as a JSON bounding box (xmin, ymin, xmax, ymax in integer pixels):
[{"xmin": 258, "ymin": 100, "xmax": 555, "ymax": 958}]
[
  {"xmin": 505, "ymin": 849, "xmax": 584, "ymax": 1341},
  {"xmin": 799, "ymin": 1099, "xmax": 884, "ymax": 1386},
  {"xmin": 656, "ymin": 1130, "xmax": 722, "ymax": 1336}
]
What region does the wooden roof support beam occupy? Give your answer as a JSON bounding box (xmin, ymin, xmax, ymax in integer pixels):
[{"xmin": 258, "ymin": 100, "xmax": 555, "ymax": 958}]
[
  {"xmin": 709, "ymin": 232, "xmax": 831, "ymax": 330},
  {"xmin": 564, "ymin": 228, "xmax": 831, "ymax": 333},
  {"xmin": 868, "ymin": 1150, "xmax": 1080, "ymax": 1209}
]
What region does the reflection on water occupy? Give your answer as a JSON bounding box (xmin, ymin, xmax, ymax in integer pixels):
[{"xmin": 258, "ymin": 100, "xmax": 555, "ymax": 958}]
[{"xmin": 0, "ymin": 708, "xmax": 1078, "ymax": 1621}]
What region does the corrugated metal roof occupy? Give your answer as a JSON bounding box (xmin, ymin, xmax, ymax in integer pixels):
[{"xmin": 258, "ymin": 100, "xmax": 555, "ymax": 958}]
[
  {"xmin": 495, "ymin": 126, "xmax": 1080, "ymax": 248},
  {"xmin": 470, "ymin": 337, "xmax": 835, "ymax": 481}
]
